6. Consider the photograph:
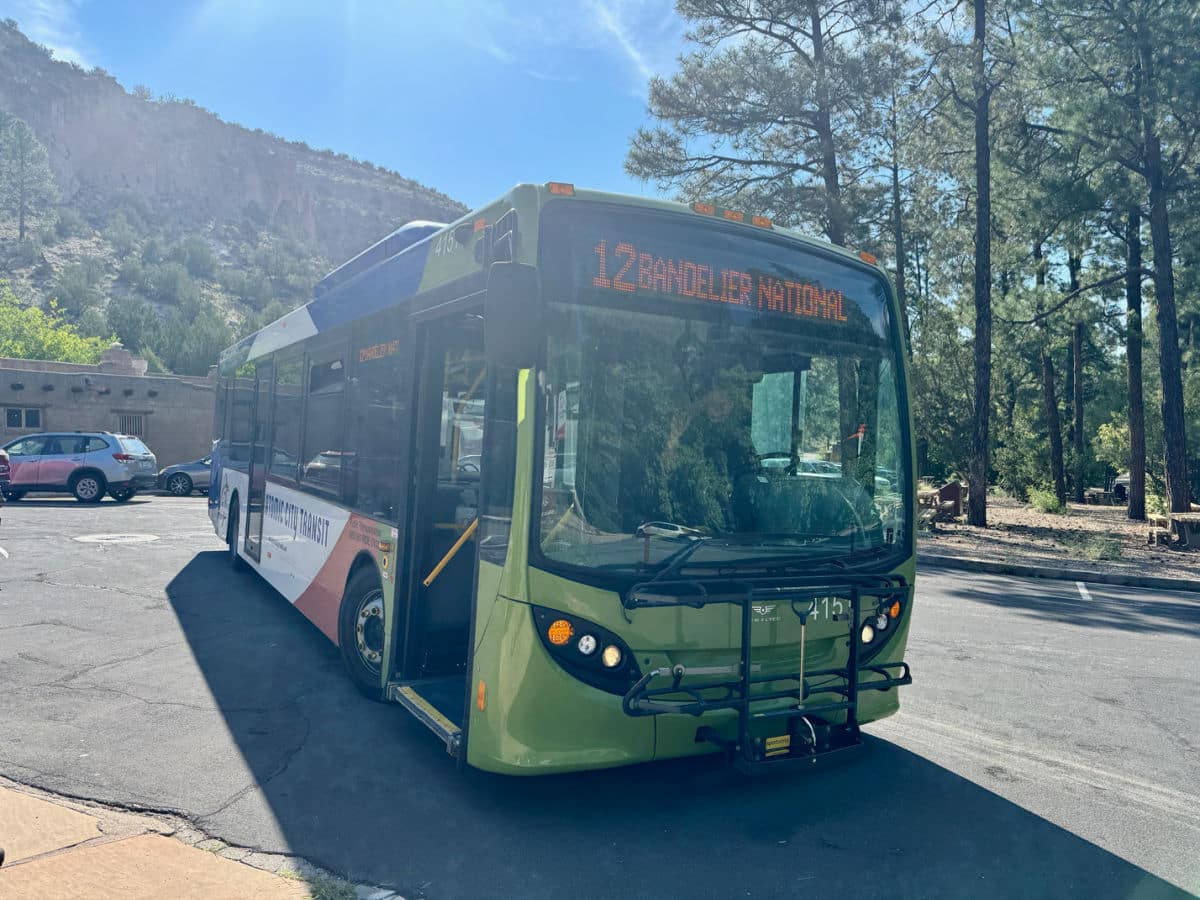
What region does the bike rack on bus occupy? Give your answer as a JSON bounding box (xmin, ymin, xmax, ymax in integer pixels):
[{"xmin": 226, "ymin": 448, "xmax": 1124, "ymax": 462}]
[{"xmin": 621, "ymin": 573, "xmax": 912, "ymax": 774}]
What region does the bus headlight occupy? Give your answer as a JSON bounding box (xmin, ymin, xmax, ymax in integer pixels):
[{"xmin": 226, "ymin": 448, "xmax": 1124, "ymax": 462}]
[
  {"xmin": 860, "ymin": 623, "xmax": 876, "ymax": 644},
  {"xmin": 532, "ymin": 605, "xmax": 640, "ymax": 695}
]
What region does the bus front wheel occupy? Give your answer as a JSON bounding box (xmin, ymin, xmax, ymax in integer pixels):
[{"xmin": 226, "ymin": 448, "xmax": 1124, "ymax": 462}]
[
  {"xmin": 226, "ymin": 500, "xmax": 246, "ymax": 571},
  {"xmin": 338, "ymin": 567, "xmax": 387, "ymax": 702}
]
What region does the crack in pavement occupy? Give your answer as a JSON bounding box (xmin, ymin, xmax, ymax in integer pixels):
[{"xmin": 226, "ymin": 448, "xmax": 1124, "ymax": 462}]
[
  {"xmin": 21, "ymin": 680, "xmax": 298, "ymax": 715},
  {"xmin": 197, "ymin": 702, "xmax": 314, "ymax": 826}
]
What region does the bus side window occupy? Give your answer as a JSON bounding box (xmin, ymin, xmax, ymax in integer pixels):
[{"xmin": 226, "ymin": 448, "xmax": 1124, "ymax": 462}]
[
  {"xmin": 349, "ymin": 317, "xmax": 407, "ymax": 520},
  {"xmin": 227, "ymin": 378, "xmax": 254, "ymax": 470},
  {"xmin": 270, "ymin": 353, "xmax": 303, "ymax": 481},
  {"xmin": 299, "ymin": 350, "xmax": 347, "ymax": 498}
]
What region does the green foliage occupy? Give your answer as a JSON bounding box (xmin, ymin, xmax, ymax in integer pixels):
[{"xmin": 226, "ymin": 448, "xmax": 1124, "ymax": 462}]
[
  {"xmin": 1064, "ymin": 534, "xmax": 1122, "ymax": 561},
  {"xmin": 1028, "ymin": 488, "xmax": 1066, "ymax": 514},
  {"xmin": 0, "ymin": 114, "xmax": 58, "ymax": 240},
  {"xmin": 104, "ymin": 210, "xmax": 137, "ymax": 257},
  {"xmin": 140, "ymin": 345, "xmax": 169, "ymax": 373},
  {"xmin": 55, "ymin": 206, "xmax": 88, "ymax": 239},
  {"xmin": 0, "ymin": 280, "xmax": 108, "ymax": 363},
  {"xmin": 105, "ymin": 293, "xmax": 158, "ymax": 352},
  {"xmin": 9, "ymin": 237, "xmax": 41, "ymax": 266},
  {"xmin": 52, "ymin": 257, "xmax": 105, "ymax": 314},
  {"xmin": 159, "ymin": 307, "xmax": 231, "ymax": 375},
  {"xmin": 141, "ymin": 237, "xmax": 164, "ymax": 265},
  {"xmin": 117, "ymin": 256, "xmax": 144, "ymax": 287},
  {"xmin": 144, "ymin": 262, "xmax": 200, "ymax": 311},
  {"xmin": 181, "ymin": 235, "xmax": 216, "ymax": 278}
]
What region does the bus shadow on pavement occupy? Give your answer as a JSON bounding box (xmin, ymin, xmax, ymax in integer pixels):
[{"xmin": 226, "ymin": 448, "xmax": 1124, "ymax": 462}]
[{"xmin": 165, "ymin": 552, "xmax": 1191, "ymax": 900}]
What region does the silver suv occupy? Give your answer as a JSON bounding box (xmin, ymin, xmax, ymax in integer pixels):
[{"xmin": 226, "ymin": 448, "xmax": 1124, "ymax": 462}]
[{"xmin": 1, "ymin": 432, "xmax": 158, "ymax": 503}]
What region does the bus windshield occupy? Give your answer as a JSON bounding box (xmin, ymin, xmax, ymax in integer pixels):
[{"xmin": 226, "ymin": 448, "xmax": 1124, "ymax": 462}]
[{"xmin": 536, "ymin": 208, "xmax": 909, "ymax": 575}]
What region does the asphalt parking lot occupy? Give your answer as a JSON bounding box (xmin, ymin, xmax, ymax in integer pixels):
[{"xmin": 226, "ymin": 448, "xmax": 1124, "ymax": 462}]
[{"xmin": 0, "ymin": 497, "xmax": 1196, "ymax": 898}]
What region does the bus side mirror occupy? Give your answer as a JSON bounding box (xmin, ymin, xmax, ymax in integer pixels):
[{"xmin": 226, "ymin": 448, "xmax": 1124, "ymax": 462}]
[{"xmin": 486, "ymin": 262, "xmax": 543, "ymax": 368}]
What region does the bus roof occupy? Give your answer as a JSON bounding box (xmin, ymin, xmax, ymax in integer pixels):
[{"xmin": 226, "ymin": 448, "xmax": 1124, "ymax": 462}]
[{"xmin": 217, "ymin": 183, "xmax": 883, "ymax": 375}]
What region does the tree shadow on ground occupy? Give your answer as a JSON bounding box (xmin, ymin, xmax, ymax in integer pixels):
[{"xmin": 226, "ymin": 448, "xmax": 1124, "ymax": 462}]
[
  {"xmin": 929, "ymin": 569, "xmax": 1200, "ymax": 637},
  {"xmin": 165, "ymin": 552, "xmax": 1193, "ymax": 900}
]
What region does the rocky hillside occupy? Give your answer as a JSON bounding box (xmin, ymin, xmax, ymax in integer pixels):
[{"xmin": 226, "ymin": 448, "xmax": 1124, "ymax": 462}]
[{"xmin": 0, "ymin": 21, "xmax": 467, "ymax": 373}]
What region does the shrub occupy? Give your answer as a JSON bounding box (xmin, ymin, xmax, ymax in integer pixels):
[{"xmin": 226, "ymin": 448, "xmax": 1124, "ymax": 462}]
[
  {"xmin": 54, "ymin": 206, "xmax": 87, "ymax": 239},
  {"xmin": 1028, "ymin": 488, "xmax": 1065, "ymax": 514},
  {"xmin": 53, "ymin": 261, "xmax": 101, "ymax": 314},
  {"xmin": 105, "ymin": 211, "xmax": 137, "ymax": 258},
  {"xmin": 181, "ymin": 235, "xmax": 216, "ymax": 279},
  {"xmin": 1082, "ymin": 536, "xmax": 1122, "ymax": 561},
  {"xmin": 10, "ymin": 237, "xmax": 42, "ymax": 267}
]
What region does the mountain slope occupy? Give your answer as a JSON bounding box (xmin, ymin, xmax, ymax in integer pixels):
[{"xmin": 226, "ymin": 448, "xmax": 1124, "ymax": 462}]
[{"xmin": 0, "ymin": 21, "xmax": 467, "ymax": 373}]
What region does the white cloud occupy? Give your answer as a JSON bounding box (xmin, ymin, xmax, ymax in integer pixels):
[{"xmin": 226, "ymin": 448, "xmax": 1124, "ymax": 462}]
[
  {"xmin": 1, "ymin": 0, "xmax": 92, "ymax": 68},
  {"xmin": 586, "ymin": 0, "xmax": 682, "ymax": 96}
]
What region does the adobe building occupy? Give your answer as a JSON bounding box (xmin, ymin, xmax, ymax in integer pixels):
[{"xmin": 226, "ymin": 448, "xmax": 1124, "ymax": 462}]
[{"xmin": 0, "ymin": 343, "xmax": 215, "ymax": 467}]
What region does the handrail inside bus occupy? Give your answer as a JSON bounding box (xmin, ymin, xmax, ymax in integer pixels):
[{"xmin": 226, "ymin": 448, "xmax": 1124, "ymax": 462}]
[{"xmin": 422, "ymin": 517, "xmax": 479, "ymax": 587}]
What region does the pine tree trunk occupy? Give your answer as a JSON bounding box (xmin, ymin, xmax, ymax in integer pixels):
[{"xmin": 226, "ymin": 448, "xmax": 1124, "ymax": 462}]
[
  {"xmin": 1034, "ymin": 242, "xmax": 1065, "ymax": 506},
  {"xmin": 1126, "ymin": 208, "xmax": 1146, "ymax": 520},
  {"xmin": 809, "ymin": 2, "xmax": 846, "ymax": 247},
  {"xmin": 1042, "ymin": 352, "xmax": 1067, "ymax": 505},
  {"xmin": 1136, "ymin": 32, "xmax": 1191, "ymax": 512},
  {"xmin": 1145, "ymin": 145, "xmax": 1191, "ymax": 511},
  {"xmin": 1072, "ymin": 320, "xmax": 1085, "ymax": 503},
  {"xmin": 968, "ymin": 0, "xmax": 991, "ymax": 527}
]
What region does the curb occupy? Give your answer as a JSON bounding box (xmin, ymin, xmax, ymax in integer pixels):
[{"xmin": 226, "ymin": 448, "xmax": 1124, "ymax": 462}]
[{"xmin": 917, "ymin": 552, "xmax": 1200, "ymax": 595}]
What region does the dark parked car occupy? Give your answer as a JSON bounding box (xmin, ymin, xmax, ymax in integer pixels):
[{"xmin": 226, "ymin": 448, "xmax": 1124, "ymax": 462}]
[{"xmin": 158, "ymin": 456, "xmax": 211, "ymax": 496}]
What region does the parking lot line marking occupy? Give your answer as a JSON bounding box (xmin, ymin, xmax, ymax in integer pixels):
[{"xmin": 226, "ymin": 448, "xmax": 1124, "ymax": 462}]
[
  {"xmin": 0, "ymin": 545, "xmax": 8, "ymax": 559},
  {"xmin": 1076, "ymin": 581, "xmax": 1092, "ymax": 601}
]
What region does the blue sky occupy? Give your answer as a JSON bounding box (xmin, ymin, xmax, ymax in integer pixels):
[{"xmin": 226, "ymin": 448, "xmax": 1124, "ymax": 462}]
[{"xmin": 2, "ymin": 0, "xmax": 688, "ymax": 208}]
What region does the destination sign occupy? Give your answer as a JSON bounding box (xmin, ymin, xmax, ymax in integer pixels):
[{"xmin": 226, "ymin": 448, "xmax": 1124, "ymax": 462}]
[{"xmin": 590, "ymin": 238, "xmax": 849, "ymax": 323}]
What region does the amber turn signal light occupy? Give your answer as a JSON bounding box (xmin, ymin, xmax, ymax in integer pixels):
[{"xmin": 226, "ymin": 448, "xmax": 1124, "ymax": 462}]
[{"xmin": 547, "ymin": 619, "xmax": 574, "ymax": 645}]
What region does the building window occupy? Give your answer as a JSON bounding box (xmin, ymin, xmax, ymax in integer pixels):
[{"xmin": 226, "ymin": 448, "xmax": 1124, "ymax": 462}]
[
  {"xmin": 118, "ymin": 414, "xmax": 145, "ymax": 436},
  {"xmin": 6, "ymin": 408, "xmax": 40, "ymax": 429}
]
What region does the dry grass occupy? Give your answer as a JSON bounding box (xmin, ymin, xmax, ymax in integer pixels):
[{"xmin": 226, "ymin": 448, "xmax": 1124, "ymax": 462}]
[{"xmin": 919, "ymin": 493, "xmax": 1200, "ymax": 582}]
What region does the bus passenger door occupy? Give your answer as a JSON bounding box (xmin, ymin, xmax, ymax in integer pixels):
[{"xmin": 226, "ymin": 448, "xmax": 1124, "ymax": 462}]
[
  {"xmin": 244, "ymin": 358, "xmax": 273, "ymax": 562},
  {"xmin": 403, "ymin": 317, "xmax": 486, "ymax": 684}
]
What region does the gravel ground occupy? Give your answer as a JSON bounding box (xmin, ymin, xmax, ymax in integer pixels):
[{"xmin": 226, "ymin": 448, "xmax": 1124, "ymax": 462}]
[{"xmin": 918, "ymin": 493, "xmax": 1200, "ymax": 582}]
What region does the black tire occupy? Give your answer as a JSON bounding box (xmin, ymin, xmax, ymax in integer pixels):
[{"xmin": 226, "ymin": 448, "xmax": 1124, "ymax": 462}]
[
  {"xmin": 2, "ymin": 490, "xmax": 24, "ymax": 501},
  {"xmin": 338, "ymin": 566, "xmax": 387, "ymax": 701},
  {"xmin": 109, "ymin": 488, "xmax": 136, "ymax": 503},
  {"xmin": 226, "ymin": 499, "xmax": 246, "ymax": 571},
  {"xmin": 71, "ymin": 471, "xmax": 106, "ymax": 503},
  {"xmin": 165, "ymin": 472, "xmax": 193, "ymax": 496}
]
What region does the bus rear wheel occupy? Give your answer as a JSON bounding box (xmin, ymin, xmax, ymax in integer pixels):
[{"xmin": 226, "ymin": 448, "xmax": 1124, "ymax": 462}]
[{"xmin": 338, "ymin": 567, "xmax": 386, "ymax": 702}]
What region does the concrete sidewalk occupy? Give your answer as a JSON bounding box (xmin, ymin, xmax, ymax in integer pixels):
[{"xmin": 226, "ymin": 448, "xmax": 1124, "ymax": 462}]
[{"xmin": 0, "ymin": 782, "xmax": 333, "ymax": 899}]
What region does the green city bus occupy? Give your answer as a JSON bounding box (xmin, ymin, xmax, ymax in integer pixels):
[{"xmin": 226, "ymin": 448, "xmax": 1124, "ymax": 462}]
[{"xmin": 209, "ymin": 182, "xmax": 914, "ymax": 775}]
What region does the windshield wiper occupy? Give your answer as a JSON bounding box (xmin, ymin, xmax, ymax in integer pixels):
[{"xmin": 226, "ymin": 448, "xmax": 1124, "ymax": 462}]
[{"xmin": 644, "ymin": 536, "xmax": 712, "ymax": 583}]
